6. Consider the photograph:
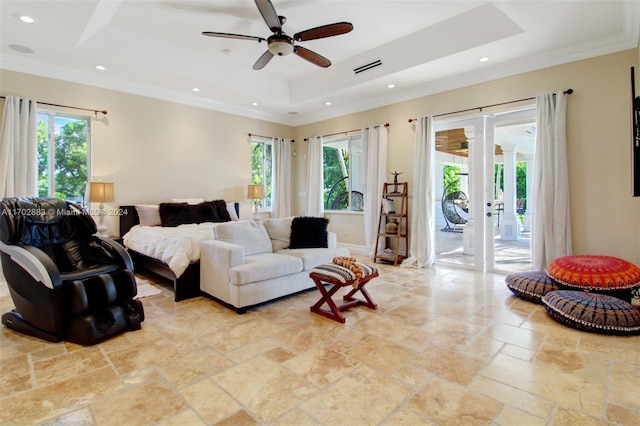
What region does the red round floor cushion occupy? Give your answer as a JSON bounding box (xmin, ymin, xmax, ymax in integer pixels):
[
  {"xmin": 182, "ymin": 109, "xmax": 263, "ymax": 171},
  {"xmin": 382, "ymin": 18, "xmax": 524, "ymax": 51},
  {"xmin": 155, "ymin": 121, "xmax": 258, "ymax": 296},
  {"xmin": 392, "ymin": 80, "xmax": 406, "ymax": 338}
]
[
  {"xmin": 506, "ymin": 271, "xmax": 560, "ymax": 304},
  {"xmin": 542, "ymin": 290, "xmax": 640, "ymax": 335},
  {"xmin": 546, "ymin": 255, "xmax": 640, "ymax": 291}
]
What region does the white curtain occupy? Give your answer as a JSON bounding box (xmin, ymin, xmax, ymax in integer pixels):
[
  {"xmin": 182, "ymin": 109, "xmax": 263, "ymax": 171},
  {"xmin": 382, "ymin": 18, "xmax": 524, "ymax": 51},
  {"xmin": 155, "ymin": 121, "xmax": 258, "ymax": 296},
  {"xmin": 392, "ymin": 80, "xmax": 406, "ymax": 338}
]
[
  {"xmin": 271, "ymin": 137, "xmax": 292, "ymax": 218},
  {"xmin": 363, "ymin": 125, "xmax": 388, "ymax": 258},
  {"xmin": 532, "ymin": 91, "xmax": 572, "ymax": 271},
  {"xmin": 402, "ymin": 116, "xmax": 436, "ymax": 268},
  {"xmin": 305, "ymin": 136, "xmax": 324, "ymax": 216},
  {"xmin": 0, "ymin": 96, "xmax": 38, "ymax": 197}
]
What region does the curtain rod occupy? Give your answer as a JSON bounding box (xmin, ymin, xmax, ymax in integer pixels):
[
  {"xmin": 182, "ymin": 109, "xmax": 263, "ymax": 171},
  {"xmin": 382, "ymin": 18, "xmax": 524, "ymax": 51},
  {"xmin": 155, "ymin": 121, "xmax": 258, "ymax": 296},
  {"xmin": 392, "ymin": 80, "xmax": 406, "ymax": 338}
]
[
  {"xmin": 248, "ymin": 133, "xmax": 295, "ymax": 143},
  {"xmin": 0, "ymin": 95, "xmax": 107, "ymax": 116},
  {"xmin": 407, "ymin": 89, "xmax": 573, "ymax": 123},
  {"xmin": 304, "ymin": 123, "xmax": 390, "ymax": 141}
]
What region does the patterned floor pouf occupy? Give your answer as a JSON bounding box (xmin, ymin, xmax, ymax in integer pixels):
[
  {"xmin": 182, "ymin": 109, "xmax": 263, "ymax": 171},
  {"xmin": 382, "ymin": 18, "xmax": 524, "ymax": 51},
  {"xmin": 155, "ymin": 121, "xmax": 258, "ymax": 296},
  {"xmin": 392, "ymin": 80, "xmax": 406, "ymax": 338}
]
[
  {"xmin": 542, "ymin": 290, "xmax": 640, "ymax": 335},
  {"xmin": 506, "ymin": 271, "xmax": 560, "ymax": 304},
  {"xmin": 546, "ymin": 255, "xmax": 640, "ymax": 302}
]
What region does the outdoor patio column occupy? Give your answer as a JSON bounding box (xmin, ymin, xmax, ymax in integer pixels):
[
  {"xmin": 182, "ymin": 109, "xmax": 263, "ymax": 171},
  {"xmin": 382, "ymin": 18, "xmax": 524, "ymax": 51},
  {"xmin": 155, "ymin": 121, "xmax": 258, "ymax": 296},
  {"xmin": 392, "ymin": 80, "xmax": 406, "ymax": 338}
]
[{"xmin": 499, "ymin": 143, "xmax": 521, "ymax": 240}]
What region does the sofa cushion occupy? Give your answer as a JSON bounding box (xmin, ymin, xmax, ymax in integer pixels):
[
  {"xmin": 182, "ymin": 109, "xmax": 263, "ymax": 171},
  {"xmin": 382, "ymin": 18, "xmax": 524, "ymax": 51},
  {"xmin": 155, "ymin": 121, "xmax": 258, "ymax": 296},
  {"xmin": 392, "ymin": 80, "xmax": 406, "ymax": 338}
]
[
  {"xmin": 229, "ymin": 253, "xmax": 303, "ymax": 285},
  {"xmin": 277, "ymin": 247, "xmax": 350, "ymax": 271},
  {"xmin": 215, "ymin": 221, "xmax": 272, "ymax": 255},
  {"xmin": 262, "ymin": 217, "xmax": 293, "ymax": 252},
  {"xmin": 289, "ymin": 216, "xmax": 329, "ymax": 249}
]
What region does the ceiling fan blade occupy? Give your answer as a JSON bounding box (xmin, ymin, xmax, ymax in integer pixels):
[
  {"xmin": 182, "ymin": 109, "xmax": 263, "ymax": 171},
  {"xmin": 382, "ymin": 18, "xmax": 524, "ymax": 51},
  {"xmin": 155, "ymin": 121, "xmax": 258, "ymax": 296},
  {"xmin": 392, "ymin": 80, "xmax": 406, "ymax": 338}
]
[
  {"xmin": 202, "ymin": 32, "xmax": 265, "ymax": 43},
  {"xmin": 293, "ymin": 22, "xmax": 353, "ymax": 42},
  {"xmin": 254, "ymin": 0, "xmax": 281, "ymax": 33},
  {"xmin": 294, "ymin": 46, "xmax": 331, "ymax": 68},
  {"xmin": 253, "ymin": 50, "xmax": 274, "ymax": 70}
]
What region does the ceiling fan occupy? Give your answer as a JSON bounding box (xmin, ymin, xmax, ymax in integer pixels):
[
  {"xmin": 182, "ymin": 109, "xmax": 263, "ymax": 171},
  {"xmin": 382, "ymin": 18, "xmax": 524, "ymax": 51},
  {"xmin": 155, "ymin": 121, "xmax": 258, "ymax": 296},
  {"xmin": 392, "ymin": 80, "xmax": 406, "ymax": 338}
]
[{"xmin": 202, "ymin": 0, "xmax": 353, "ymax": 70}]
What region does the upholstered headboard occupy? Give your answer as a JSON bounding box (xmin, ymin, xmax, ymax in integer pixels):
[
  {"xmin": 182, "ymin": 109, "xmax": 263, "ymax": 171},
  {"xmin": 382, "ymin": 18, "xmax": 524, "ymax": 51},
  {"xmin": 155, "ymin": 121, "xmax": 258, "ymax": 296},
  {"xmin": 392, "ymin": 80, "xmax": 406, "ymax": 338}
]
[{"xmin": 118, "ymin": 202, "xmax": 240, "ymax": 237}]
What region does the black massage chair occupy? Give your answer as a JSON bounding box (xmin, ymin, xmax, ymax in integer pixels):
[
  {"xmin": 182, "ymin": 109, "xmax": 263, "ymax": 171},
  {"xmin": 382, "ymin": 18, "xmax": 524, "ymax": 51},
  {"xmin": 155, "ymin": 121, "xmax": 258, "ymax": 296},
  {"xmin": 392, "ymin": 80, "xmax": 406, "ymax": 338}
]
[{"xmin": 0, "ymin": 197, "xmax": 144, "ymax": 345}]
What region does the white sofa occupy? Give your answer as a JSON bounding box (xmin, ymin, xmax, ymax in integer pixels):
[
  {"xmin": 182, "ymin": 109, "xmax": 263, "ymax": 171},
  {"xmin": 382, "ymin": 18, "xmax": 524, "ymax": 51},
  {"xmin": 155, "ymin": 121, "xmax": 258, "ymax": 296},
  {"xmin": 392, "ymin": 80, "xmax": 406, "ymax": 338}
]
[{"xmin": 200, "ymin": 217, "xmax": 349, "ymax": 312}]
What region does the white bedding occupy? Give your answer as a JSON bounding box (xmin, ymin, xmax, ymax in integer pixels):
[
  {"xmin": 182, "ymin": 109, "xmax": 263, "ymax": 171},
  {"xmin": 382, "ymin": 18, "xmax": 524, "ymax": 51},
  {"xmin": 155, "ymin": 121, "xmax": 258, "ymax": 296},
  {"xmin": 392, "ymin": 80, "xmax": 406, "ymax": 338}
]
[{"xmin": 123, "ymin": 223, "xmax": 224, "ymax": 278}]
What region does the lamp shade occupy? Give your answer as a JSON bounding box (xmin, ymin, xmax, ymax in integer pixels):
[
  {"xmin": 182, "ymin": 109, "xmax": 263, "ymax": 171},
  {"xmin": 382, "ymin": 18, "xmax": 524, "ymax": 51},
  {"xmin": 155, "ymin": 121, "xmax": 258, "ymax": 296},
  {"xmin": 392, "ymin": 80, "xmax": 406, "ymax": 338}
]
[
  {"xmin": 247, "ymin": 184, "xmax": 265, "ymax": 199},
  {"xmin": 89, "ymin": 181, "xmax": 115, "ymax": 203}
]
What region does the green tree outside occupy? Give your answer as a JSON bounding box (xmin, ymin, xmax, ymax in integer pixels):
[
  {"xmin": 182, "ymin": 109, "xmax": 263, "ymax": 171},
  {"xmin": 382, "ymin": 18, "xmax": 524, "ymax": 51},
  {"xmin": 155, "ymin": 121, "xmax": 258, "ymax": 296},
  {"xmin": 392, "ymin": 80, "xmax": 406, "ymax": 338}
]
[
  {"xmin": 37, "ymin": 115, "xmax": 88, "ymax": 201},
  {"xmin": 323, "ymin": 145, "xmax": 349, "ymax": 209}
]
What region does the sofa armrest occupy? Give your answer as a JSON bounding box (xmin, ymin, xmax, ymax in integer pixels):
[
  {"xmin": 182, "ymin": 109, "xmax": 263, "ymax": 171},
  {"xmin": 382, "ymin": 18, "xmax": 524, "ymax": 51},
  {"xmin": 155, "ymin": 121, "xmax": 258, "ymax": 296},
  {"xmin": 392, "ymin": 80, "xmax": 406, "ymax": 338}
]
[
  {"xmin": 200, "ymin": 240, "xmax": 245, "ymax": 302},
  {"xmin": 328, "ymin": 232, "xmax": 338, "ymax": 249}
]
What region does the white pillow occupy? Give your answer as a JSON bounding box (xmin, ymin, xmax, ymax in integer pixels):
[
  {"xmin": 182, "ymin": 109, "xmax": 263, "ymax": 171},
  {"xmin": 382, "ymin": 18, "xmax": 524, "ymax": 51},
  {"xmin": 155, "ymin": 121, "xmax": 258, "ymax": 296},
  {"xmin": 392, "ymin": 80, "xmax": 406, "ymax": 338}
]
[
  {"xmin": 172, "ymin": 198, "xmax": 204, "ymax": 205},
  {"xmin": 262, "ymin": 217, "xmax": 293, "ymax": 252},
  {"xmin": 135, "ymin": 204, "xmax": 161, "ymax": 227},
  {"xmin": 215, "ymin": 221, "xmax": 272, "ymax": 255},
  {"xmin": 227, "ymin": 203, "xmax": 239, "ymax": 221}
]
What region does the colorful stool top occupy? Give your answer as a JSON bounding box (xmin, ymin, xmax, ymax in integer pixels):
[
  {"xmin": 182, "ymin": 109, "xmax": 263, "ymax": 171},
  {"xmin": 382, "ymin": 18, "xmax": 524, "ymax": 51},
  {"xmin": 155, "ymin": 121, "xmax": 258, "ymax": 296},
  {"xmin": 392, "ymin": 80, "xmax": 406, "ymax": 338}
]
[
  {"xmin": 546, "ymin": 255, "xmax": 640, "ymax": 290},
  {"xmin": 310, "ymin": 262, "xmax": 378, "ymax": 284}
]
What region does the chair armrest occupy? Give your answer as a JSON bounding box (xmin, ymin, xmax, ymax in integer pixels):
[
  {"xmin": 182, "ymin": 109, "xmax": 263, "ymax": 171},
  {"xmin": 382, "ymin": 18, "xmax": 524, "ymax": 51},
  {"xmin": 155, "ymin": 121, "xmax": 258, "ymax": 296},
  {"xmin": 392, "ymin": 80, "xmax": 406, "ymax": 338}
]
[
  {"xmin": 327, "ymin": 232, "xmax": 338, "ymax": 248},
  {"xmin": 95, "ymin": 235, "xmax": 134, "ymax": 270},
  {"xmin": 0, "ymin": 242, "xmax": 61, "ymax": 289}
]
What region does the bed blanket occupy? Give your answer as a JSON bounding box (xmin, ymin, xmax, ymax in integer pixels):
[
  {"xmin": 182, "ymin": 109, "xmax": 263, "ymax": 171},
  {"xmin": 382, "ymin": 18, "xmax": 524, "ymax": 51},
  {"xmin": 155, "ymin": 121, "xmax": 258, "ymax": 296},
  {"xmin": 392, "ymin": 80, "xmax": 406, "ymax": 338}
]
[{"xmin": 123, "ymin": 223, "xmax": 221, "ymax": 278}]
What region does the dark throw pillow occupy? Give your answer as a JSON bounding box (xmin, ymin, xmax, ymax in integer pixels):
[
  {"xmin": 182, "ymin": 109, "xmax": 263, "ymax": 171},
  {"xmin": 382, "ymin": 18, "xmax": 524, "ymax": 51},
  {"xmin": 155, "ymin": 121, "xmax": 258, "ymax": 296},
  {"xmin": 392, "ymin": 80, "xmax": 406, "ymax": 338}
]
[
  {"xmin": 205, "ymin": 199, "xmax": 231, "ymax": 222},
  {"xmin": 159, "ymin": 202, "xmax": 218, "ymax": 227},
  {"xmin": 289, "ymin": 216, "xmax": 329, "ymax": 249}
]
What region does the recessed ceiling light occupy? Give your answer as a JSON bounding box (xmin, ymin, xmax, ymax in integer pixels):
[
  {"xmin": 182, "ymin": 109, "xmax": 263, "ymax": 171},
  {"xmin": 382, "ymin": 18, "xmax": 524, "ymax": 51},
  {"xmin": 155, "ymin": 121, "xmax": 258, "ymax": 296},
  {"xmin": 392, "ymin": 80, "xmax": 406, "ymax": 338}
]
[
  {"xmin": 19, "ymin": 15, "xmax": 35, "ymax": 23},
  {"xmin": 387, "ymin": 84, "xmax": 395, "ymax": 89},
  {"xmin": 325, "ymin": 102, "xmax": 332, "ymax": 106},
  {"xmin": 95, "ymin": 65, "xmax": 106, "ymax": 71},
  {"xmin": 479, "ymin": 57, "xmax": 489, "ymax": 62},
  {"xmin": 252, "ymin": 102, "xmax": 259, "ymax": 106},
  {"xmin": 192, "ymin": 87, "xmax": 200, "ymax": 92}
]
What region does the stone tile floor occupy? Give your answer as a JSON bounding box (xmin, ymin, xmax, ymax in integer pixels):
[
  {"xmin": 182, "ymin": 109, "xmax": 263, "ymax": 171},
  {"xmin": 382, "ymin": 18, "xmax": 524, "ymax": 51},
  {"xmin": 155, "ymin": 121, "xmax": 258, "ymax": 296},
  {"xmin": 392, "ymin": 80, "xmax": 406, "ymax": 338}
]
[{"xmin": 0, "ymin": 259, "xmax": 638, "ymax": 425}]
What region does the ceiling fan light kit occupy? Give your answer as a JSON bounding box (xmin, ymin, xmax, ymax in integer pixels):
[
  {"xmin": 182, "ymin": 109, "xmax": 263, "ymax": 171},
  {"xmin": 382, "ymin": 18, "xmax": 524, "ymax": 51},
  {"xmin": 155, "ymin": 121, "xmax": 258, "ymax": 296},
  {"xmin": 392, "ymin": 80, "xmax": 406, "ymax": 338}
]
[
  {"xmin": 203, "ymin": 0, "xmax": 353, "ymax": 70},
  {"xmin": 267, "ymin": 36, "xmax": 294, "ymax": 56}
]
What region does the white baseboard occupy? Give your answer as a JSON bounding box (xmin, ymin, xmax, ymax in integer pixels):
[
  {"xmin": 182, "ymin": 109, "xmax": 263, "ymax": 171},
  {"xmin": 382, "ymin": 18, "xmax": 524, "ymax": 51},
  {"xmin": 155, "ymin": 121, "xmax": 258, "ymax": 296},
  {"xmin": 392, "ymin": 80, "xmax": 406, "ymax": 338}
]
[{"xmin": 337, "ymin": 243, "xmax": 369, "ymax": 256}]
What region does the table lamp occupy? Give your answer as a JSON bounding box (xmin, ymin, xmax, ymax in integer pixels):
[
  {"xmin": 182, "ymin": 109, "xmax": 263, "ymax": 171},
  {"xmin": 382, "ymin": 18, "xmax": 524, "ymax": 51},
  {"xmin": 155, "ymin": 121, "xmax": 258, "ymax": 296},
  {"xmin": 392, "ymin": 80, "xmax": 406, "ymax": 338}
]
[
  {"xmin": 247, "ymin": 184, "xmax": 265, "ymax": 220},
  {"xmin": 89, "ymin": 181, "xmax": 115, "ymax": 236}
]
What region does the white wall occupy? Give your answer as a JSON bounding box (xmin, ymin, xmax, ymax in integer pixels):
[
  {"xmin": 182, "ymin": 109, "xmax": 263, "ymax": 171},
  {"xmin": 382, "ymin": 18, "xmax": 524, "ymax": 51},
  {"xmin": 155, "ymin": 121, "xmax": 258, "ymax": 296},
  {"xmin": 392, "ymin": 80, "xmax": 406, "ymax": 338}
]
[
  {"xmin": 294, "ymin": 50, "xmax": 640, "ymax": 265},
  {"xmin": 0, "ymin": 70, "xmax": 294, "ymax": 235},
  {"xmin": 1, "ymin": 49, "xmax": 639, "ymax": 265}
]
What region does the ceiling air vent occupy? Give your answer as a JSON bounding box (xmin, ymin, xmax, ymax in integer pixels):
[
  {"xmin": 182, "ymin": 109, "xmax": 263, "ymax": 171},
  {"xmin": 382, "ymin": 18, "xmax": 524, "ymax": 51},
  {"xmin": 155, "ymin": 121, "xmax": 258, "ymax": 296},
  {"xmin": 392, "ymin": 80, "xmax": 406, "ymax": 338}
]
[{"xmin": 353, "ymin": 59, "xmax": 382, "ymax": 75}]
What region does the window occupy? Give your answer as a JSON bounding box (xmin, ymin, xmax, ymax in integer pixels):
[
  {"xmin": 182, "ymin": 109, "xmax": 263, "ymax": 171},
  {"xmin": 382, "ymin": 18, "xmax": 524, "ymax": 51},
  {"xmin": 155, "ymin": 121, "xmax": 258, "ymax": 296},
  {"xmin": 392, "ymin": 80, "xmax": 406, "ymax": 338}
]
[
  {"xmin": 323, "ymin": 136, "xmax": 364, "ymax": 211},
  {"xmin": 250, "ymin": 138, "xmax": 272, "ymax": 210},
  {"xmin": 37, "ymin": 111, "xmax": 90, "ymax": 202}
]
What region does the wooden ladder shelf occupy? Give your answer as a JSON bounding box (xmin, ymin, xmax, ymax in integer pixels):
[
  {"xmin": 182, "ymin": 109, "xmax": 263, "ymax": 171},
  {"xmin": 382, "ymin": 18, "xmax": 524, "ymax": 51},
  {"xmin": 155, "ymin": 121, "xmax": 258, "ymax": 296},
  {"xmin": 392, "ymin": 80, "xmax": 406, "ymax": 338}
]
[{"xmin": 374, "ymin": 182, "xmax": 409, "ymax": 266}]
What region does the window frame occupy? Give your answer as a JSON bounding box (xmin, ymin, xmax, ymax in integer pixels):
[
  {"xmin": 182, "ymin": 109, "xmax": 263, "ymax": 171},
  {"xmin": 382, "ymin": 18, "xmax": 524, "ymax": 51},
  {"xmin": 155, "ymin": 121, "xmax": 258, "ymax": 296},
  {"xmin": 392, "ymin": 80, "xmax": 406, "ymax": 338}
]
[
  {"xmin": 249, "ymin": 137, "xmax": 273, "ymax": 211},
  {"xmin": 37, "ymin": 109, "xmax": 91, "ymax": 203},
  {"xmin": 322, "ymin": 134, "xmax": 364, "ymax": 212}
]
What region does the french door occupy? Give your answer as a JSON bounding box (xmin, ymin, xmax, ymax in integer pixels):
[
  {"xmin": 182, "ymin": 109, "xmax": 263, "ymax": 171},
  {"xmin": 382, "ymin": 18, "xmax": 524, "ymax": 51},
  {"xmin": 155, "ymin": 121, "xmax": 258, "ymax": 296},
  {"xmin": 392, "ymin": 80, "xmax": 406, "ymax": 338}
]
[{"xmin": 434, "ymin": 108, "xmax": 535, "ymax": 272}]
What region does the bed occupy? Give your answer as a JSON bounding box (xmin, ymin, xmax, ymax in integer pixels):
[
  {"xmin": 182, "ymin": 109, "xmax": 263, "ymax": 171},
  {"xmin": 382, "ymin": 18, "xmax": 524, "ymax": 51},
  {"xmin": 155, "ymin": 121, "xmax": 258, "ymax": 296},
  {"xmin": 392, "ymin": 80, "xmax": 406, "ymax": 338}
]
[{"xmin": 119, "ymin": 201, "xmax": 240, "ymax": 301}]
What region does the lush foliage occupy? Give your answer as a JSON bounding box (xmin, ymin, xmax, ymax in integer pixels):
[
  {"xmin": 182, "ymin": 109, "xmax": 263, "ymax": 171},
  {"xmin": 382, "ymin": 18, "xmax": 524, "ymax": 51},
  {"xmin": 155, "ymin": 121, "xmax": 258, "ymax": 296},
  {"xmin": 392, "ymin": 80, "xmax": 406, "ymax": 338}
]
[
  {"xmin": 37, "ymin": 116, "xmax": 88, "ymax": 201},
  {"xmin": 443, "ymin": 165, "xmax": 462, "ymax": 194},
  {"xmin": 250, "ymin": 141, "xmax": 272, "ymax": 208},
  {"xmin": 323, "ymin": 146, "xmax": 349, "ymax": 209},
  {"xmin": 494, "ymin": 162, "xmax": 527, "ymax": 209}
]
